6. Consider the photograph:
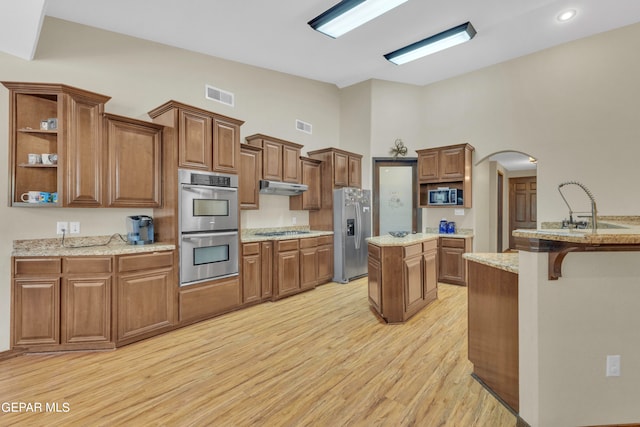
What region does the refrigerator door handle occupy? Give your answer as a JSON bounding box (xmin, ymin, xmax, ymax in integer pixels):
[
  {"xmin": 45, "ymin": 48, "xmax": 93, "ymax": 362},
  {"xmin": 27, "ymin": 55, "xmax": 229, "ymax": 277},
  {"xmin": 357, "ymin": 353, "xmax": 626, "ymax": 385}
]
[{"xmin": 355, "ymin": 201, "xmax": 362, "ymax": 250}]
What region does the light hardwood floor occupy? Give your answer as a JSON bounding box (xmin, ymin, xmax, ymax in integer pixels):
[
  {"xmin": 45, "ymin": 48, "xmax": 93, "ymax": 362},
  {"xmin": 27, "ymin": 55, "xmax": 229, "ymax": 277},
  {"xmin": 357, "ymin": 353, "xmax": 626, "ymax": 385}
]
[{"xmin": 0, "ymin": 280, "xmax": 516, "ymax": 426}]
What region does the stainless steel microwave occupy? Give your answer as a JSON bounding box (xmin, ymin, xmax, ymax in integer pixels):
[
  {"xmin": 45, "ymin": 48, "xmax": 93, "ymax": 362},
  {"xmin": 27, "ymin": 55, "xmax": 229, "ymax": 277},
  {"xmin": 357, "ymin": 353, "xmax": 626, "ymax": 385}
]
[{"xmin": 428, "ymin": 188, "xmax": 462, "ymax": 206}]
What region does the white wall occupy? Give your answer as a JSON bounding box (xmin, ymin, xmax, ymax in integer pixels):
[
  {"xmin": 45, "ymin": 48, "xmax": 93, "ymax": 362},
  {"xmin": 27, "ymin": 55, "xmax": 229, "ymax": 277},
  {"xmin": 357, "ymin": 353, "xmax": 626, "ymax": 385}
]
[
  {"xmin": 420, "ymin": 22, "xmax": 640, "ymax": 224},
  {"xmin": 0, "ymin": 17, "xmax": 341, "ymax": 351},
  {"xmin": 339, "ymin": 81, "xmax": 373, "ymax": 189}
]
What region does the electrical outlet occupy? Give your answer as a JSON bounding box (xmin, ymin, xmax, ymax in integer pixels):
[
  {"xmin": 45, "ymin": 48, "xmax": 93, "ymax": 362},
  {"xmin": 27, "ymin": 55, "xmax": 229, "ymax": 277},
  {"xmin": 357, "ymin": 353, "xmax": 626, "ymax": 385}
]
[
  {"xmin": 606, "ymin": 355, "xmax": 621, "ymax": 377},
  {"xmin": 292, "ymin": 216, "xmax": 297, "ymax": 225},
  {"xmin": 56, "ymin": 221, "xmax": 69, "ymax": 235},
  {"xmin": 69, "ymin": 222, "xmax": 80, "ymax": 234}
]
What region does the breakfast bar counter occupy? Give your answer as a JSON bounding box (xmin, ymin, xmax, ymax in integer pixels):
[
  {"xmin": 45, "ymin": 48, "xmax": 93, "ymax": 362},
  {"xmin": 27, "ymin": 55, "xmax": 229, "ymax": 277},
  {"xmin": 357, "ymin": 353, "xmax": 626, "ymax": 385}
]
[{"xmin": 367, "ymin": 233, "xmax": 439, "ymax": 323}]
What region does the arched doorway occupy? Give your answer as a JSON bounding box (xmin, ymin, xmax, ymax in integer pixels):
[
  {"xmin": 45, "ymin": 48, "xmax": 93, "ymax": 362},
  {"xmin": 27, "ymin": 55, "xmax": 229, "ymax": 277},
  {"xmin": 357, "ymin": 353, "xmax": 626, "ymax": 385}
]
[{"xmin": 476, "ymin": 151, "xmax": 537, "ymax": 252}]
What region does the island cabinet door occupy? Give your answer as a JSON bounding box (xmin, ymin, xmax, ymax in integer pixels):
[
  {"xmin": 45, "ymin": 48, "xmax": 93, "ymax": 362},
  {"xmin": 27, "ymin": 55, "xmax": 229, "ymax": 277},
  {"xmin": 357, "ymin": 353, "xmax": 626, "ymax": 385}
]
[
  {"xmin": 367, "ymin": 254, "xmax": 382, "ymax": 313},
  {"xmin": 422, "ymin": 240, "xmax": 438, "ymax": 298},
  {"xmin": 403, "ymin": 244, "xmax": 425, "ymax": 317}
]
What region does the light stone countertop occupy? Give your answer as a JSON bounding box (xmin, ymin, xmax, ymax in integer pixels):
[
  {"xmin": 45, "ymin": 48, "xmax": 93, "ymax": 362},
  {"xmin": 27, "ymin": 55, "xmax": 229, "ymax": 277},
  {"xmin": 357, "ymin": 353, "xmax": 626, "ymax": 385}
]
[
  {"xmin": 241, "ymin": 227, "xmax": 333, "ymax": 243},
  {"xmin": 516, "ymin": 216, "xmax": 640, "ymax": 245},
  {"xmin": 13, "ymin": 235, "xmax": 175, "ymax": 257},
  {"xmin": 367, "ymin": 233, "xmax": 440, "ymax": 247},
  {"xmin": 463, "ymin": 252, "xmax": 519, "ymax": 274}
]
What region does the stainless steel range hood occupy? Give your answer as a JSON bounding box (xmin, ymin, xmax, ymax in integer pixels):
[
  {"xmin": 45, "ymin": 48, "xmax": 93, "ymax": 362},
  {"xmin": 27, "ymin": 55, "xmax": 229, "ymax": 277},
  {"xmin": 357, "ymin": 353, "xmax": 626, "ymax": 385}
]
[{"xmin": 259, "ymin": 180, "xmax": 308, "ymax": 196}]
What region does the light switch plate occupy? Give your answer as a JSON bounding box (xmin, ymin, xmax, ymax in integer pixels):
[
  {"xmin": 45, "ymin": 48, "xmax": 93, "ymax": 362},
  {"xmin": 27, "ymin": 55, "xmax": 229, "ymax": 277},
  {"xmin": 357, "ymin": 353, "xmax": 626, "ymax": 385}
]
[
  {"xmin": 606, "ymin": 355, "xmax": 621, "ymax": 377},
  {"xmin": 455, "ymin": 209, "xmax": 465, "ymax": 216},
  {"xmin": 69, "ymin": 222, "xmax": 80, "ymax": 234}
]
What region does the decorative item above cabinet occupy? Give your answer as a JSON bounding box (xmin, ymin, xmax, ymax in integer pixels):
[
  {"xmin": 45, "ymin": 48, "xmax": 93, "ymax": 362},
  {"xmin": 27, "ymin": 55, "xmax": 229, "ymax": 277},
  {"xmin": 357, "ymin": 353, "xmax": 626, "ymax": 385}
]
[
  {"xmin": 3, "ymin": 81, "xmax": 111, "ymax": 207},
  {"xmin": 416, "ymin": 143, "xmax": 474, "ymax": 208}
]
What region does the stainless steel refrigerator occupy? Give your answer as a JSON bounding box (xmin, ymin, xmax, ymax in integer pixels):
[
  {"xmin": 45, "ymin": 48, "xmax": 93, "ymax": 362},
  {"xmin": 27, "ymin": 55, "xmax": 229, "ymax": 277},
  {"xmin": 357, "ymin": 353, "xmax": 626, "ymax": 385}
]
[{"xmin": 333, "ymin": 187, "xmax": 372, "ymax": 283}]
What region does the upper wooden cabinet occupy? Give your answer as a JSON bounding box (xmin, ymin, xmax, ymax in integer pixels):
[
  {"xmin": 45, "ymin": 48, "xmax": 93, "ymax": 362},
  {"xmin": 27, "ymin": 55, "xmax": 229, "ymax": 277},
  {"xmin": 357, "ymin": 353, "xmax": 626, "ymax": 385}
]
[
  {"xmin": 245, "ymin": 134, "xmax": 302, "ymax": 183},
  {"xmin": 307, "ymin": 147, "xmax": 362, "ymax": 189},
  {"xmin": 289, "ymin": 156, "xmax": 321, "ymax": 211},
  {"xmin": 104, "ymin": 114, "xmax": 163, "ymax": 208},
  {"xmin": 416, "ymin": 143, "xmax": 474, "ymax": 208},
  {"xmin": 2, "ymin": 81, "xmax": 111, "ymax": 207},
  {"xmin": 307, "ymin": 147, "xmax": 363, "ymax": 231},
  {"xmin": 239, "ymin": 144, "xmax": 263, "ymax": 210},
  {"xmin": 148, "ymin": 100, "xmax": 244, "ymax": 174}
]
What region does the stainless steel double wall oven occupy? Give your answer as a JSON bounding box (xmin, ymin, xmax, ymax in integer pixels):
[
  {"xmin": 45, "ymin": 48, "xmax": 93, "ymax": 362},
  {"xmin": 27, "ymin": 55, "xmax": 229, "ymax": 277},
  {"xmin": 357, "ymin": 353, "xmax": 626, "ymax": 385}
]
[{"xmin": 178, "ymin": 169, "xmax": 239, "ymax": 286}]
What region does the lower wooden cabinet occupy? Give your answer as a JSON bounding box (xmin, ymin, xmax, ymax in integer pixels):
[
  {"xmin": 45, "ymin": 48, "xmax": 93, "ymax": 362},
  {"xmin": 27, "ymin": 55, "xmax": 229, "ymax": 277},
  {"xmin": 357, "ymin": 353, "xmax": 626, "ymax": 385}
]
[
  {"xmin": 300, "ymin": 238, "xmax": 318, "ymax": 291},
  {"xmin": 316, "ymin": 235, "xmax": 333, "ymax": 284},
  {"xmin": 115, "ymin": 252, "xmax": 174, "ymax": 345},
  {"xmin": 12, "ymin": 256, "xmax": 114, "ymax": 351},
  {"xmin": 438, "ymin": 237, "xmax": 473, "ymax": 286},
  {"xmin": 13, "ymin": 277, "xmax": 60, "ymax": 347},
  {"xmin": 241, "ymin": 241, "xmax": 273, "ymax": 304},
  {"xmin": 273, "ymin": 240, "xmax": 301, "ymax": 299}
]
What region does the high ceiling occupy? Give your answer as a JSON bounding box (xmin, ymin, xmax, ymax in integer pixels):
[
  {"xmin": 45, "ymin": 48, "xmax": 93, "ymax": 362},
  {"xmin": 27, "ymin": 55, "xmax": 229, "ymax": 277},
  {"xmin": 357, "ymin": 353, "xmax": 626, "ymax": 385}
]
[{"xmin": 2, "ymin": 0, "xmax": 640, "ymax": 88}]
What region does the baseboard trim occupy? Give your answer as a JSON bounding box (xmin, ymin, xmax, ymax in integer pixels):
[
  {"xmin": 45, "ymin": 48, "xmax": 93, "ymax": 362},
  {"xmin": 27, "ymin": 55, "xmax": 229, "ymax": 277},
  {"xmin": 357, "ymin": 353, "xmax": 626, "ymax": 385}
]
[
  {"xmin": 0, "ymin": 349, "xmax": 24, "ymax": 362},
  {"xmin": 516, "ymin": 415, "xmax": 531, "ymax": 427}
]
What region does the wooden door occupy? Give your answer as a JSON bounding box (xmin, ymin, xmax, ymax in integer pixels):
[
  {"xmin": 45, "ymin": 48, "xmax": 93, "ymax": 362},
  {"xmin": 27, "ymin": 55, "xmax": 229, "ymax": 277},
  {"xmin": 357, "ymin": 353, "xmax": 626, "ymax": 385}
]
[
  {"xmin": 213, "ymin": 117, "xmax": 239, "ymax": 173},
  {"xmin": 316, "ymin": 240, "xmax": 333, "ymax": 284},
  {"xmin": 105, "ymin": 115, "xmax": 162, "ymax": 207},
  {"xmin": 282, "ymin": 145, "xmax": 301, "ymax": 183},
  {"xmin": 422, "ymin": 243, "xmax": 438, "ymax": 296},
  {"xmin": 439, "ymin": 239, "xmax": 465, "ymax": 285},
  {"xmin": 117, "ymin": 268, "xmax": 173, "ymax": 343},
  {"xmin": 62, "ymin": 276, "xmax": 111, "ymax": 343},
  {"xmin": 367, "ymin": 255, "xmax": 382, "ymax": 313},
  {"xmin": 509, "ymin": 176, "xmax": 537, "ymax": 249},
  {"xmin": 242, "ymin": 252, "xmax": 261, "ymax": 304},
  {"xmin": 64, "ymin": 95, "xmax": 106, "ymax": 207},
  {"xmin": 13, "ymin": 278, "xmax": 60, "ymax": 346},
  {"xmin": 439, "ymin": 147, "xmax": 465, "ymax": 181},
  {"xmin": 179, "ymin": 109, "xmax": 212, "ymax": 170},
  {"xmin": 290, "ymin": 158, "xmax": 321, "ymax": 210},
  {"xmin": 263, "ymin": 140, "xmax": 283, "ymax": 181},
  {"xmin": 260, "ymin": 242, "xmax": 273, "ymax": 299},
  {"xmin": 417, "ymin": 150, "xmax": 439, "ymax": 182},
  {"xmin": 275, "ymin": 250, "xmax": 300, "ymax": 297},
  {"xmin": 333, "ymin": 152, "xmax": 349, "ymax": 187},
  {"xmin": 348, "ymin": 155, "xmax": 362, "ymax": 188},
  {"xmin": 240, "ymin": 145, "xmax": 262, "ymax": 209},
  {"xmin": 300, "ymin": 247, "xmax": 318, "ymax": 290},
  {"xmin": 403, "ymin": 252, "xmax": 424, "ymax": 314}
]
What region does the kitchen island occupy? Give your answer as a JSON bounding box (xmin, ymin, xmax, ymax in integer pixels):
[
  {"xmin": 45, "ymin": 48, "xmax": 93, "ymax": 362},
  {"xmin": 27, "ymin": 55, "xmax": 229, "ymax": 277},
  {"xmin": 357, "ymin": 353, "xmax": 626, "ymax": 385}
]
[
  {"xmin": 463, "ymin": 252, "xmax": 519, "ymax": 413},
  {"xmin": 512, "ymin": 219, "xmax": 640, "ymax": 427},
  {"xmin": 367, "ymin": 233, "xmax": 438, "ymax": 323}
]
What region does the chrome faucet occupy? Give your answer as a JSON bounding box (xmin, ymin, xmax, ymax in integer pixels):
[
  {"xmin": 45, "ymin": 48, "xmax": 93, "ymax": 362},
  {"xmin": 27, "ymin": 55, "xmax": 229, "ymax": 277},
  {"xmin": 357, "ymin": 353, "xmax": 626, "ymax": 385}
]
[{"xmin": 558, "ymin": 181, "xmax": 598, "ymax": 232}]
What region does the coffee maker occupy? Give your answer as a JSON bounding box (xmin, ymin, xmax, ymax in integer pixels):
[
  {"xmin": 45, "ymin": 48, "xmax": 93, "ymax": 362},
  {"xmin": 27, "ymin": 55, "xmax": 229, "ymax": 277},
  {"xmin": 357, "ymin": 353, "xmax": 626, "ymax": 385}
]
[{"xmin": 126, "ymin": 215, "xmax": 154, "ymax": 245}]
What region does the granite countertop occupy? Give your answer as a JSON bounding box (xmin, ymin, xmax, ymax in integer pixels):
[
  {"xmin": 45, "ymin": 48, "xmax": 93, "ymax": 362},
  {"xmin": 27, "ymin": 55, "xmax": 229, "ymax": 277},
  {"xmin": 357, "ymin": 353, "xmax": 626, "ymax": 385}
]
[
  {"xmin": 13, "ymin": 235, "xmax": 176, "ymax": 257},
  {"xmin": 424, "ymin": 227, "xmax": 474, "ymax": 238},
  {"xmin": 367, "ymin": 233, "xmax": 439, "ymax": 247},
  {"xmin": 513, "ymin": 223, "xmax": 640, "ymax": 245},
  {"xmin": 241, "ymin": 227, "xmax": 333, "ymax": 243},
  {"xmin": 463, "ymin": 252, "xmax": 519, "ymax": 274}
]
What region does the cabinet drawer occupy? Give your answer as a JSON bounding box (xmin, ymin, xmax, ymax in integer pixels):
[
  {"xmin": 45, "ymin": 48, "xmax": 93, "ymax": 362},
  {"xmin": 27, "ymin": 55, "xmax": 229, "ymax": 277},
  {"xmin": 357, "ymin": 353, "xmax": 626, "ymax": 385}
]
[
  {"xmin": 118, "ymin": 251, "xmax": 173, "ymax": 273},
  {"xmin": 403, "ymin": 244, "xmax": 422, "ymax": 258},
  {"xmin": 317, "ymin": 235, "xmax": 333, "ymax": 246},
  {"xmin": 368, "ymin": 244, "xmax": 381, "ymax": 261},
  {"xmin": 242, "ymin": 242, "xmax": 261, "ymax": 256},
  {"xmin": 423, "ymin": 239, "xmax": 438, "ymax": 252},
  {"xmin": 64, "ymin": 257, "xmax": 113, "ymax": 274},
  {"xmin": 276, "ymin": 240, "xmax": 299, "ymax": 252},
  {"xmin": 440, "ymin": 237, "xmax": 465, "ymax": 248},
  {"xmin": 299, "ymin": 237, "xmax": 318, "ymax": 249},
  {"xmin": 14, "ymin": 258, "xmax": 61, "ymax": 276}
]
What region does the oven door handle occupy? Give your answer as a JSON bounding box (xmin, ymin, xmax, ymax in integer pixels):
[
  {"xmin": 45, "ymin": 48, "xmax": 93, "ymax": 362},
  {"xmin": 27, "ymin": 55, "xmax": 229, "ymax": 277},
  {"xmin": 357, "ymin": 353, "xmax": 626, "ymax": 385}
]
[
  {"xmin": 182, "ymin": 232, "xmax": 238, "ymax": 239},
  {"xmin": 182, "ymin": 184, "xmax": 238, "ymax": 192}
]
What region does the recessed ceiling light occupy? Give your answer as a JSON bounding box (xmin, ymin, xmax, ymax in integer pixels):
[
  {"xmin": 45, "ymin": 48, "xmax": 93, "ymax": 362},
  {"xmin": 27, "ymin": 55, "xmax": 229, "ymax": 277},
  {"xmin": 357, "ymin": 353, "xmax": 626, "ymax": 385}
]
[{"xmin": 557, "ymin": 9, "xmax": 576, "ymax": 22}]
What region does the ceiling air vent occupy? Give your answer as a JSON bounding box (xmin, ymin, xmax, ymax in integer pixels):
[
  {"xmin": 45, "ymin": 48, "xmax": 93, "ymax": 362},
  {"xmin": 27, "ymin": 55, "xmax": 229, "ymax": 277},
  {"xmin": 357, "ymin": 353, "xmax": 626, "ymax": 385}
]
[
  {"xmin": 205, "ymin": 84, "xmax": 234, "ymax": 107},
  {"xmin": 296, "ymin": 119, "xmax": 312, "ymax": 134}
]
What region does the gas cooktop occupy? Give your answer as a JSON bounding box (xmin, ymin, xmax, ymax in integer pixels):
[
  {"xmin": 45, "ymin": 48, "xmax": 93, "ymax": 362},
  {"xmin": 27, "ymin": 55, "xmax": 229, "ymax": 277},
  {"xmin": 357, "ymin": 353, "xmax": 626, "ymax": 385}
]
[{"xmin": 254, "ymin": 230, "xmax": 311, "ymax": 237}]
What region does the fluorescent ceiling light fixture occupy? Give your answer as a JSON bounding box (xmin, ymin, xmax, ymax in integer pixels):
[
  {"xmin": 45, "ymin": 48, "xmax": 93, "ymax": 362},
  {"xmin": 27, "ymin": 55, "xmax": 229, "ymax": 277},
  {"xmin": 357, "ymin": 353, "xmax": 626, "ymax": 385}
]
[
  {"xmin": 557, "ymin": 9, "xmax": 577, "ymax": 22},
  {"xmin": 308, "ymin": 0, "xmax": 408, "ymax": 38},
  {"xmin": 384, "ymin": 22, "xmax": 477, "ymax": 65}
]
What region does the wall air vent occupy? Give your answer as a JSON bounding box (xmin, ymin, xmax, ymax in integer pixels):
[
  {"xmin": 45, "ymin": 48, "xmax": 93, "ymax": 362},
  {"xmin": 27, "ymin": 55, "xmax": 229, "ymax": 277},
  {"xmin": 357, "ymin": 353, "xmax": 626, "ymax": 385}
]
[
  {"xmin": 296, "ymin": 119, "xmax": 312, "ymax": 134},
  {"xmin": 205, "ymin": 85, "xmax": 235, "ymax": 107}
]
